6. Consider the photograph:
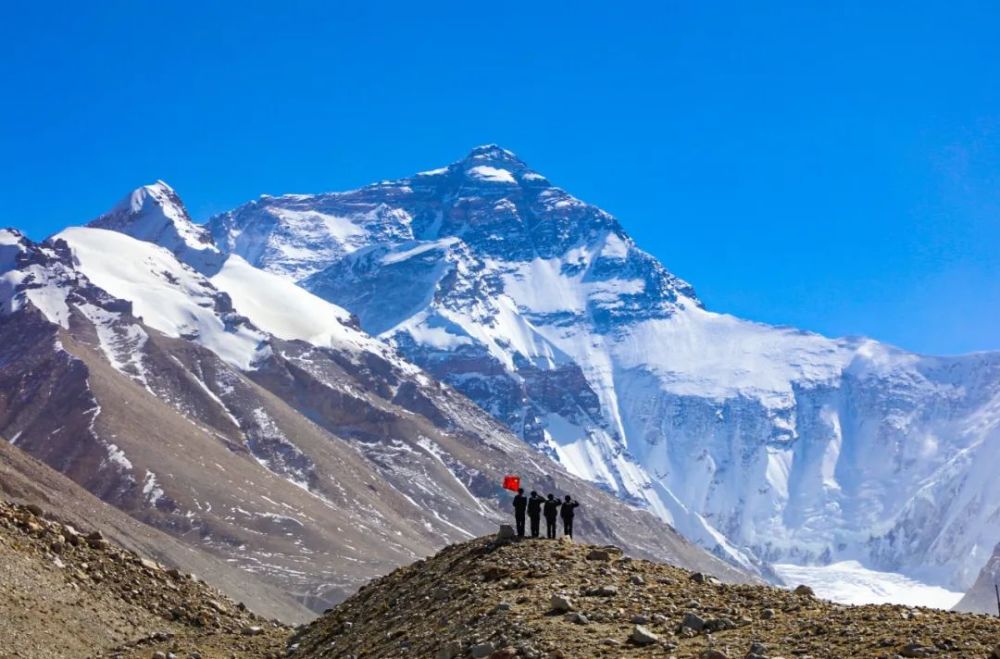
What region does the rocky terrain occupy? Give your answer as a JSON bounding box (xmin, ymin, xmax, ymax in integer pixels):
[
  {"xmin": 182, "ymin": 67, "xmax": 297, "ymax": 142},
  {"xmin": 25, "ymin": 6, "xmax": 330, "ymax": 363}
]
[
  {"xmin": 0, "ymin": 497, "xmax": 288, "ymax": 658},
  {"xmin": 0, "ymin": 434, "xmax": 313, "ymax": 623},
  {"xmin": 289, "ymin": 532, "xmax": 1000, "ymax": 659}
]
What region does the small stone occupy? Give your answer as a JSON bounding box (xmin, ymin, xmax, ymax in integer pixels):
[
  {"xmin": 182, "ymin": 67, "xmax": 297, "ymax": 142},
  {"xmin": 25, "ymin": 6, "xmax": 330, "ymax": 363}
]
[
  {"xmin": 141, "ymin": 558, "xmax": 161, "ymax": 571},
  {"xmin": 152, "ymin": 653, "xmax": 167, "ymax": 659},
  {"xmin": 701, "ymin": 651, "xmax": 729, "ymax": 659},
  {"xmin": 652, "ymin": 613, "xmax": 669, "ymax": 625},
  {"xmin": 242, "ymin": 625, "xmax": 263, "ymax": 636},
  {"xmin": 587, "ymin": 585, "xmax": 618, "ymax": 597},
  {"xmin": 470, "ymin": 642, "xmax": 495, "ymax": 658},
  {"xmin": 549, "ymin": 594, "xmax": 573, "ymax": 612},
  {"xmin": 565, "ymin": 612, "xmax": 589, "ymax": 625},
  {"xmin": 793, "ymin": 584, "xmax": 815, "ymax": 597},
  {"xmin": 497, "ymin": 525, "xmax": 516, "ymax": 540},
  {"xmin": 630, "ymin": 575, "xmax": 645, "ymax": 586},
  {"xmin": 761, "ymin": 608, "xmax": 776, "ymax": 620},
  {"xmin": 629, "ymin": 625, "xmax": 659, "ymax": 646},
  {"xmin": 586, "ymin": 549, "xmax": 611, "ymax": 561},
  {"xmin": 705, "ymin": 617, "xmax": 736, "ymax": 632},
  {"xmin": 489, "ymin": 648, "xmax": 517, "ymax": 659},
  {"xmin": 681, "ymin": 612, "xmax": 706, "ymax": 632},
  {"xmin": 206, "ymin": 599, "xmax": 228, "ymax": 614},
  {"xmin": 899, "ymin": 644, "xmax": 931, "ymax": 658},
  {"xmin": 631, "ymin": 614, "xmax": 649, "ymax": 624}
]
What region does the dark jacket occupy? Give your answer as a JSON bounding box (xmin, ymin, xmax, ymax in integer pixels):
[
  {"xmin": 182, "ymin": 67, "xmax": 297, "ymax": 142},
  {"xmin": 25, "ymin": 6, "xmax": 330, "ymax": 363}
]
[
  {"xmin": 543, "ymin": 499, "xmax": 561, "ymax": 520},
  {"xmin": 560, "ymin": 500, "xmax": 579, "ymax": 519},
  {"xmin": 513, "ymin": 494, "xmax": 527, "ymax": 514},
  {"xmin": 527, "ymin": 495, "xmax": 544, "ymax": 517}
]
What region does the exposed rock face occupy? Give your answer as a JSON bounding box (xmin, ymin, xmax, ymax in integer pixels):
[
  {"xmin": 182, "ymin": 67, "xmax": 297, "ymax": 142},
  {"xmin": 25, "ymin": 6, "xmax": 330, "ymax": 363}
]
[
  {"xmin": 202, "ymin": 145, "xmax": 1000, "ymax": 593},
  {"xmin": 285, "ymin": 535, "xmax": 1000, "ymax": 659},
  {"xmin": 1, "ymin": 201, "xmax": 750, "ymax": 617}
]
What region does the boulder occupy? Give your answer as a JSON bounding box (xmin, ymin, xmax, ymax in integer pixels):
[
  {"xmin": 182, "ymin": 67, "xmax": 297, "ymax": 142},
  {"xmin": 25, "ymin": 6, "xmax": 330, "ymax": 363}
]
[
  {"xmin": 585, "ymin": 549, "xmax": 611, "ymax": 561},
  {"xmin": 549, "ymin": 594, "xmax": 573, "ymax": 612},
  {"xmin": 496, "ymin": 525, "xmax": 516, "ymax": 540},
  {"xmin": 793, "ymin": 584, "xmax": 815, "ymax": 597},
  {"xmin": 629, "ymin": 625, "xmax": 659, "ymax": 646}
]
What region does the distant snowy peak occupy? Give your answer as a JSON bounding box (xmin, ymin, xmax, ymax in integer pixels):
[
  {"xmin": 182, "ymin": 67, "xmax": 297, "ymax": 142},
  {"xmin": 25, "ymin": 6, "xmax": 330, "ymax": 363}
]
[
  {"xmin": 412, "ymin": 144, "xmax": 548, "ymax": 189},
  {"xmin": 89, "ymin": 181, "xmax": 222, "ymax": 269}
]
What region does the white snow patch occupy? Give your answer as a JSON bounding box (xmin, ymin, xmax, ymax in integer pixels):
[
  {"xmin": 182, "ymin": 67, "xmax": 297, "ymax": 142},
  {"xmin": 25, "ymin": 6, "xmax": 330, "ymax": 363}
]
[
  {"xmin": 58, "ymin": 227, "xmax": 268, "ymax": 370},
  {"xmin": 774, "ymin": 561, "xmax": 964, "ymax": 610},
  {"xmin": 466, "ymin": 166, "xmax": 517, "ymax": 184}
]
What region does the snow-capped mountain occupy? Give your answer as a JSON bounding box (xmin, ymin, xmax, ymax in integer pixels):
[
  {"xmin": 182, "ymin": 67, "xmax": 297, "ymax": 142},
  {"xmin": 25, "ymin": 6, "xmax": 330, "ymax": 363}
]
[
  {"xmin": 207, "ymin": 145, "xmax": 1000, "ymax": 596},
  {"xmin": 0, "ymin": 182, "xmax": 747, "ymax": 615}
]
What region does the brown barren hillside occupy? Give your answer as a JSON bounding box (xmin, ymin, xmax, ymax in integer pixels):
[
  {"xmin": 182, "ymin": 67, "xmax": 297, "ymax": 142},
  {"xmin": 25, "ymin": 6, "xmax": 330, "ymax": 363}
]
[
  {"xmin": 287, "ymin": 532, "xmax": 1000, "ymax": 659},
  {"xmin": 0, "ymin": 498, "xmax": 288, "ymax": 658}
]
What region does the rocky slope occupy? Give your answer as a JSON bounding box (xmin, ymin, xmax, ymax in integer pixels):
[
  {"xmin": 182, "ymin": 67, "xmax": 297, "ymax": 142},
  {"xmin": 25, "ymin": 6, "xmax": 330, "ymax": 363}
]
[
  {"xmin": 208, "ymin": 145, "xmax": 1000, "ymax": 594},
  {"xmin": 288, "ymin": 533, "xmax": 1000, "ymax": 659},
  {"xmin": 0, "ymin": 434, "xmax": 312, "ymax": 623},
  {"xmin": 0, "ymin": 496, "xmax": 289, "ymax": 658},
  {"xmin": 0, "ymin": 184, "xmax": 748, "ymax": 618}
]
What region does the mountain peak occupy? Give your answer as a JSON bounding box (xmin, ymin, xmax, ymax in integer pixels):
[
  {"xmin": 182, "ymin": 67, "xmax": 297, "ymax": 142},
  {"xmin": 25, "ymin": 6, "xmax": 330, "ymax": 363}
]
[
  {"xmin": 109, "ymin": 180, "xmax": 184, "ymax": 220},
  {"xmin": 90, "ymin": 181, "xmax": 220, "ymax": 267},
  {"xmin": 463, "ymin": 144, "xmax": 523, "ymax": 163}
]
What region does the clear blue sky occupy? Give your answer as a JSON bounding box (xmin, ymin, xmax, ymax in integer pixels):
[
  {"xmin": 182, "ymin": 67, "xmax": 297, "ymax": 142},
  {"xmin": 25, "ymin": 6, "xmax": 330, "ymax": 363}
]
[{"xmin": 2, "ymin": 1, "xmax": 997, "ymax": 355}]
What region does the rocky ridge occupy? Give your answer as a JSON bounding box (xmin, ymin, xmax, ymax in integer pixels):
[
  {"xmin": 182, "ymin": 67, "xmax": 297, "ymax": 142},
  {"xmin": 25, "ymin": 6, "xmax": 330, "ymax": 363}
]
[{"xmin": 288, "ymin": 533, "xmax": 1000, "ymax": 659}]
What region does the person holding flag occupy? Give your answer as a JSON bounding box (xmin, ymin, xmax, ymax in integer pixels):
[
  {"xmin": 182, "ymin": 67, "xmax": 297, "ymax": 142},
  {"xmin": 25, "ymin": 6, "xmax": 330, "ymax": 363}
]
[{"xmin": 502, "ymin": 475, "xmax": 527, "ymax": 537}]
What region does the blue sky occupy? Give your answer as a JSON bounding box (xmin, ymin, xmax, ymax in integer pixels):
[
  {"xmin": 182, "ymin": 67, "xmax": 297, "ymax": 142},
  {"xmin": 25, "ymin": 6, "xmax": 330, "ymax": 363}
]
[{"xmin": 1, "ymin": 1, "xmax": 997, "ymax": 355}]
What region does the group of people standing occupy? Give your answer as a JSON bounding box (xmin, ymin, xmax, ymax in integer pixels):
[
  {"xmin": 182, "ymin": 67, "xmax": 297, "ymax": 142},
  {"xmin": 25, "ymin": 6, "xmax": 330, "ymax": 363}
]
[{"xmin": 511, "ymin": 489, "xmax": 580, "ymax": 539}]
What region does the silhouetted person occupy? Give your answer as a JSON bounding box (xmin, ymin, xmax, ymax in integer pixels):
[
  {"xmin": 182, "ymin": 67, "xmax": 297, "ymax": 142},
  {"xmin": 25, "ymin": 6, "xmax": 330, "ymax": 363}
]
[
  {"xmin": 527, "ymin": 491, "xmax": 544, "ymax": 538},
  {"xmin": 543, "ymin": 493, "xmax": 561, "ymax": 539},
  {"xmin": 560, "ymin": 495, "xmax": 580, "ymax": 538},
  {"xmin": 512, "ymin": 488, "xmax": 527, "ymax": 537}
]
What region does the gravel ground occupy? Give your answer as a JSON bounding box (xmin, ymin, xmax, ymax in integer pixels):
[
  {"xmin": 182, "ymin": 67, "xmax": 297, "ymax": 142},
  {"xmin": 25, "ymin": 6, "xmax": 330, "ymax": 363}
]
[{"xmin": 288, "ymin": 534, "xmax": 1000, "ymax": 659}]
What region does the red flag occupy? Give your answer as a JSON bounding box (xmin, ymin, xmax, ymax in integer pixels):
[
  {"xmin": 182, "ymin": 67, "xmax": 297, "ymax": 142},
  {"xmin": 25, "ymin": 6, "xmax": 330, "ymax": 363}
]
[{"xmin": 502, "ymin": 475, "xmax": 520, "ymax": 492}]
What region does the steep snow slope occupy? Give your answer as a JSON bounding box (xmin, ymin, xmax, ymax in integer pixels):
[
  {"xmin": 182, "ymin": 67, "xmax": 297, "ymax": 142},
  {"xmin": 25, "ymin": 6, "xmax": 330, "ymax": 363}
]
[{"xmin": 206, "ymin": 145, "xmax": 1000, "ymax": 597}]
